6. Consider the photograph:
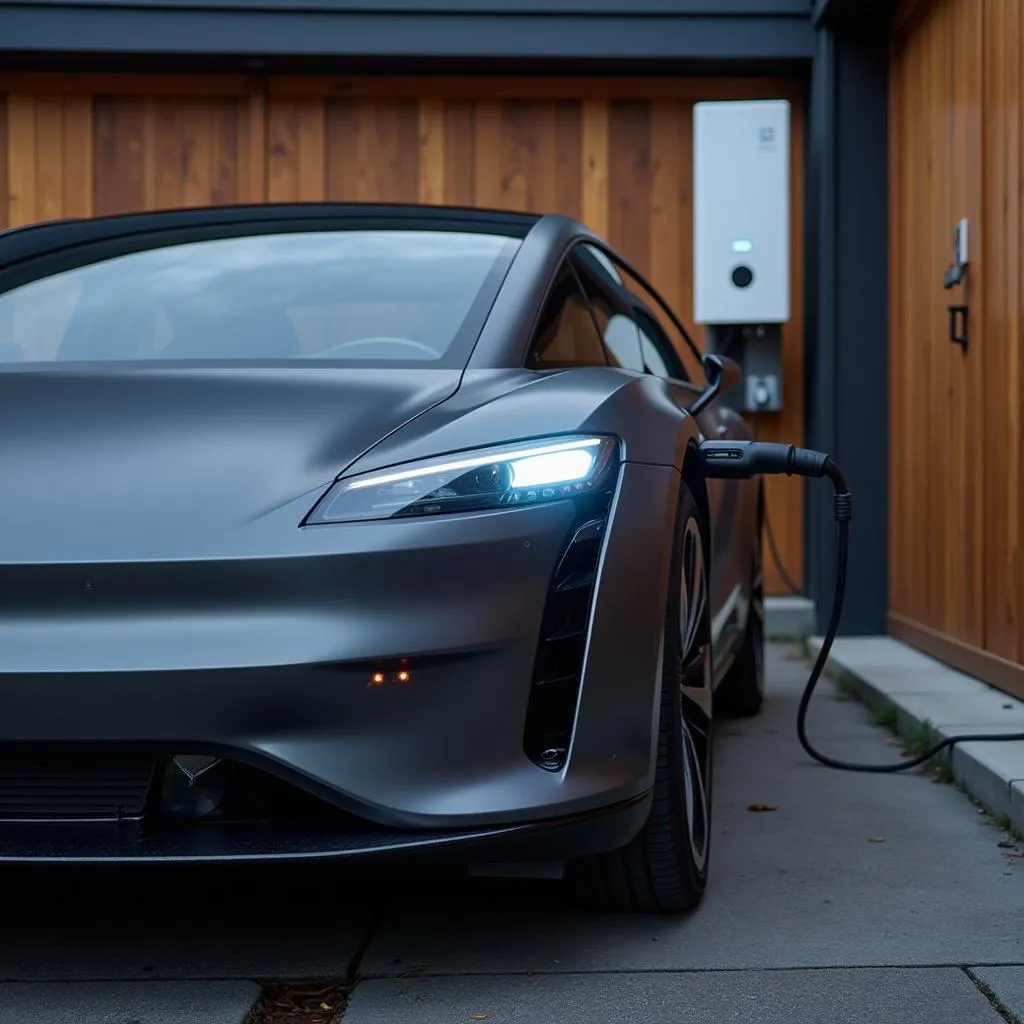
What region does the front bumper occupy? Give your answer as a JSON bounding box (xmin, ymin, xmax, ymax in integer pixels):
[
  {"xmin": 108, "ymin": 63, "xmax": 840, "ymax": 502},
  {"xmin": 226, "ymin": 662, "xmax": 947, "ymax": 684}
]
[
  {"xmin": 0, "ymin": 461, "xmax": 679, "ymax": 851},
  {"xmin": 0, "ymin": 791, "xmax": 652, "ymax": 864}
]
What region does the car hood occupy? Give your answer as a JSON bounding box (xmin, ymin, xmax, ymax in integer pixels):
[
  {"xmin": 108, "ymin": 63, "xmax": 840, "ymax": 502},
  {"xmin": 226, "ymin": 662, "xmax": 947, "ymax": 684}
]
[{"xmin": 0, "ymin": 365, "xmax": 460, "ymax": 562}]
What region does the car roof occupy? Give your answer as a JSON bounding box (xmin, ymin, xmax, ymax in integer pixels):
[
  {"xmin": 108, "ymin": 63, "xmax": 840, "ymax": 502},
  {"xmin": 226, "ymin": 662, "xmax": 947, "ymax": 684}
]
[{"xmin": 0, "ymin": 202, "xmax": 573, "ymax": 271}]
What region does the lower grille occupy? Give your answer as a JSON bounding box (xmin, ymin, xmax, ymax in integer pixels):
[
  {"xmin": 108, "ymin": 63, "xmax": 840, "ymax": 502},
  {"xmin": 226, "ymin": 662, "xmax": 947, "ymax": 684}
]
[
  {"xmin": 0, "ymin": 755, "xmax": 157, "ymax": 821},
  {"xmin": 523, "ymin": 489, "xmax": 614, "ymax": 771}
]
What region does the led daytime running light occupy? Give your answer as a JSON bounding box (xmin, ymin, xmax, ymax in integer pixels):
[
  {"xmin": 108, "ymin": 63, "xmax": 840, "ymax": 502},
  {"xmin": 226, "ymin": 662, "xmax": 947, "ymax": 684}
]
[{"xmin": 344, "ymin": 437, "xmax": 603, "ymax": 491}]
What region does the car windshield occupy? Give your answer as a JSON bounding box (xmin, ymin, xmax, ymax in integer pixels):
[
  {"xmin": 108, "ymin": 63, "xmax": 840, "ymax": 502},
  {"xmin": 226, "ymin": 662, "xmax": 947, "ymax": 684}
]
[{"xmin": 0, "ymin": 228, "xmax": 519, "ymax": 367}]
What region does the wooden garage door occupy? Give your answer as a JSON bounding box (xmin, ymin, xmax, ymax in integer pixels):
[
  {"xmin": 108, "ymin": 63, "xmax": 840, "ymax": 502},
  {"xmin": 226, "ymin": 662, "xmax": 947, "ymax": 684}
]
[
  {"xmin": 889, "ymin": 0, "xmax": 1024, "ymax": 696},
  {"xmin": 0, "ymin": 73, "xmax": 805, "ymax": 595}
]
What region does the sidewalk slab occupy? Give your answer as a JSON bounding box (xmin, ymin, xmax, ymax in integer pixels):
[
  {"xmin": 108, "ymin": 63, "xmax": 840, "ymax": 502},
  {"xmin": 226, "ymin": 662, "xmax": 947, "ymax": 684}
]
[
  {"xmin": 344, "ymin": 968, "xmax": 1007, "ymax": 1024},
  {"xmin": 969, "ymin": 966, "xmax": 1024, "ymax": 1024},
  {"xmin": 0, "ymin": 980, "xmax": 261, "ymax": 1024},
  {"xmin": 807, "ymin": 635, "xmax": 1024, "ymax": 834}
]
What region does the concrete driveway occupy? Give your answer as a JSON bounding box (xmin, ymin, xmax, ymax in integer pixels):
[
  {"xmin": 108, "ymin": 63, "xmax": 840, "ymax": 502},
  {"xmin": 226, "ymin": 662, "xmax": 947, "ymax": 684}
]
[{"xmin": 2, "ymin": 644, "xmax": 1022, "ymax": 1023}]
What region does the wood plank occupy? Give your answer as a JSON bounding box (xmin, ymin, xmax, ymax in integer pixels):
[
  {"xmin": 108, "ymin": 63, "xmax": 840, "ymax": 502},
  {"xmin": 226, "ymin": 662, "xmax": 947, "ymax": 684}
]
[
  {"xmin": 244, "ymin": 77, "xmax": 267, "ymax": 203},
  {"xmin": 6, "ymin": 94, "xmax": 37, "ymax": 227},
  {"xmin": 498, "ymin": 100, "xmax": 534, "ymax": 213},
  {"xmin": 418, "ymin": 98, "xmax": 445, "ymax": 206},
  {"xmin": 0, "ymin": 95, "xmax": 7, "ymax": 229},
  {"xmin": 181, "ymin": 97, "xmax": 214, "ymax": 210},
  {"xmin": 1018, "ymin": 0, "xmax": 1024, "ymax": 672},
  {"xmin": 266, "ymin": 97, "xmax": 301, "ymax": 202},
  {"xmin": 296, "ymin": 99, "xmax": 326, "ymax": 202},
  {"xmin": 472, "ymin": 99, "xmax": 502, "ymax": 209},
  {"xmin": 981, "ymin": 0, "xmax": 1019, "ymax": 662},
  {"xmin": 33, "ymin": 94, "xmax": 63, "ymax": 224},
  {"xmin": 61, "ymin": 95, "xmax": 93, "ymax": 219},
  {"xmin": 152, "ymin": 97, "xmax": 184, "ymax": 210},
  {"xmin": 889, "ymin": 612, "xmax": 1024, "ymax": 702},
  {"xmin": 551, "ymin": 101, "xmax": 582, "ymax": 221},
  {"xmin": 580, "ymin": 99, "xmax": 608, "ymax": 238},
  {"xmin": 210, "ymin": 97, "xmax": 241, "ymax": 205},
  {"xmin": 607, "ymin": 100, "xmax": 652, "ymax": 279},
  {"xmin": 92, "ymin": 95, "xmax": 146, "ymax": 216},
  {"xmin": 761, "ymin": 85, "xmax": 806, "ymax": 594},
  {"xmin": 442, "ymin": 99, "xmax": 475, "ymax": 206}
]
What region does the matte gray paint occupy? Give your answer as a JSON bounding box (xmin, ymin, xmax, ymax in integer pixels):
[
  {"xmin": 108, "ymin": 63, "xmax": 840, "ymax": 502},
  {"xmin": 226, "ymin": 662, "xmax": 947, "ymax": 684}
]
[
  {"xmin": 0, "ymin": 6, "xmax": 815, "ymax": 58},
  {"xmin": 0, "ymin": 209, "xmax": 759, "ymax": 858},
  {"xmin": 9, "ymin": 0, "xmax": 811, "ymax": 12}
]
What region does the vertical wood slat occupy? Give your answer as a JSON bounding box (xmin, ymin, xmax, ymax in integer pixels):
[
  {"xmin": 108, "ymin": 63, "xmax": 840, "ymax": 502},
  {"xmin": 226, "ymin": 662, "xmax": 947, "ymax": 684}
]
[
  {"xmin": 0, "ymin": 94, "xmax": 7, "ymax": 230},
  {"xmin": 6, "ymin": 94, "xmax": 38, "ymax": 227},
  {"xmin": 580, "ymin": 100, "xmax": 609, "ymax": 239},
  {"xmin": 0, "ymin": 76, "xmax": 807, "ymax": 595},
  {"xmin": 418, "ymin": 98, "xmax": 445, "ymax": 206}
]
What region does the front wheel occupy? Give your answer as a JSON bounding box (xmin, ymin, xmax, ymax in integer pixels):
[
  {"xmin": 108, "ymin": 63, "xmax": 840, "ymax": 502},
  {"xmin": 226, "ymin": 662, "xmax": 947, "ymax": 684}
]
[
  {"xmin": 714, "ymin": 490, "xmax": 765, "ymax": 719},
  {"xmin": 571, "ymin": 482, "xmax": 713, "ymax": 913}
]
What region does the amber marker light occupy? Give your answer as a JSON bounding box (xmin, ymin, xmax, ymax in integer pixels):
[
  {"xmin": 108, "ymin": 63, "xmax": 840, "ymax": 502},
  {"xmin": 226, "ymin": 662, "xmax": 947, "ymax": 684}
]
[
  {"xmin": 370, "ymin": 671, "xmax": 386, "ymax": 686},
  {"xmin": 395, "ymin": 670, "xmax": 411, "ymax": 684}
]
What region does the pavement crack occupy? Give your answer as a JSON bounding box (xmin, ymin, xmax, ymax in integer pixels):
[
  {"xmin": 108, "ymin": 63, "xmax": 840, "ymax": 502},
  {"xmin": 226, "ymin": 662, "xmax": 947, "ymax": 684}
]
[
  {"xmin": 964, "ymin": 967, "xmax": 1023, "ymax": 1024},
  {"xmin": 244, "ymin": 898, "xmax": 388, "ymax": 1024}
]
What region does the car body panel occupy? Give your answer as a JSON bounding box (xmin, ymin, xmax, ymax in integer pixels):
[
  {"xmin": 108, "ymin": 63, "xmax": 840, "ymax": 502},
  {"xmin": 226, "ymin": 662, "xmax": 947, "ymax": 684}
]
[{"xmin": 0, "ymin": 202, "xmax": 761, "ymax": 862}]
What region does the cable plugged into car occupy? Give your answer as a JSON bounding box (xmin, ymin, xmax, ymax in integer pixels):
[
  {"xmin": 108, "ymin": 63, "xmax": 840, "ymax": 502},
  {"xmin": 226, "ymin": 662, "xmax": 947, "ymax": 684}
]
[{"xmin": 697, "ymin": 440, "xmax": 1024, "ymax": 773}]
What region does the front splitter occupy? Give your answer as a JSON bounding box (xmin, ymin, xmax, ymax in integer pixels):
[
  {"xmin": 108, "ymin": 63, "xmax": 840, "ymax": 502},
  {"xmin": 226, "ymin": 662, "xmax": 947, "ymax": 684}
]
[{"xmin": 0, "ymin": 790, "xmax": 651, "ymax": 865}]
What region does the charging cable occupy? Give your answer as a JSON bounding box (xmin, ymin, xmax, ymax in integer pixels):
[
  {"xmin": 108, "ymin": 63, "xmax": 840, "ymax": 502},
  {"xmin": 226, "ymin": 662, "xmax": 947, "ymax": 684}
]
[{"xmin": 699, "ymin": 440, "xmax": 1024, "ymax": 773}]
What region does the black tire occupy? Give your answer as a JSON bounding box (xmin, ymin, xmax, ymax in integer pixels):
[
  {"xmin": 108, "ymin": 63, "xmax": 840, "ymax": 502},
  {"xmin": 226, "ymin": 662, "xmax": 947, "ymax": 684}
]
[
  {"xmin": 714, "ymin": 491, "xmax": 765, "ymax": 719},
  {"xmin": 571, "ymin": 481, "xmax": 714, "ymax": 913}
]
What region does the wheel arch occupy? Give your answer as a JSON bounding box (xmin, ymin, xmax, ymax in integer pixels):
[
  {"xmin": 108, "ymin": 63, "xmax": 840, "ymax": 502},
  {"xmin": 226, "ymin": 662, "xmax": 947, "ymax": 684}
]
[{"xmin": 681, "ymin": 439, "xmax": 712, "ymax": 572}]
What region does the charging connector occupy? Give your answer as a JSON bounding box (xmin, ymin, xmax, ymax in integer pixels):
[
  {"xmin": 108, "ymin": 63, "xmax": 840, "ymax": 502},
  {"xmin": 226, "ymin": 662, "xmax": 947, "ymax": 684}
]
[{"xmin": 698, "ymin": 439, "xmax": 1024, "ymax": 773}]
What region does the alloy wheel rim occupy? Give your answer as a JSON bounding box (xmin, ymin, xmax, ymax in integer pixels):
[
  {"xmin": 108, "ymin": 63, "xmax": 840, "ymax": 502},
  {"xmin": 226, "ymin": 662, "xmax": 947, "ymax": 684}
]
[{"xmin": 678, "ymin": 515, "xmax": 712, "ymax": 873}]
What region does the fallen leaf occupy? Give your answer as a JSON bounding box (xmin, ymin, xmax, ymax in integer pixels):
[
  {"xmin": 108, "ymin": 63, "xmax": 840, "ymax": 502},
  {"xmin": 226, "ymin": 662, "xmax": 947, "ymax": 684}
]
[
  {"xmin": 998, "ymin": 839, "xmax": 1015, "ymax": 849},
  {"xmin": 868, "ymin": 836, "xmax": 886, "ymax": 843},
  {"xmin": 1001, "ymin": 850, "xmax": 1024, "ymax": 859},
  {"xmin": 552, "ymin": 958, "xmax": 562, "ymax": 964},
  {"xmin": 747, "ymin": 803, "xmax": 777, "ymax": 813},
  {"xmin": 471, "ymin": 1016, "xmax": 488, "ymax": 1021},
  {"xmin": 320, "ymin": 1004, "xmax": 332, "ymax": 1012}
]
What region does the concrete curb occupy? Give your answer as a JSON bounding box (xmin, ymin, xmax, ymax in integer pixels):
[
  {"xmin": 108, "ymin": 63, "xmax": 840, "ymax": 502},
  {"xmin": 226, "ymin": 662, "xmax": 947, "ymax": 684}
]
[
  {"xmin": 805, "ymin": 635, "xmax": 1024, "ymax": 836},
  {"xmin": 765, "ymin": 596, "xmax": 815, "ymax": 641}
]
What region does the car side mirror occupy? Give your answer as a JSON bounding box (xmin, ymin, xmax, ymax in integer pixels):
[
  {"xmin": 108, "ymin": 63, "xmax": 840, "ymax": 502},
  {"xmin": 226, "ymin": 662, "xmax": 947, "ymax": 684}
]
[{"xmin": 687, "ymin": 353, "xmax": 742, "ymax": 416}]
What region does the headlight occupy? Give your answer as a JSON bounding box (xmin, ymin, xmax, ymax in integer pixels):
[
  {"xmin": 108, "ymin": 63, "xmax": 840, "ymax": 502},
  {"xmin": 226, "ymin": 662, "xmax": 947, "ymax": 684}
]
[{"xmin": 305, "ymin": 435, "xmax": 619, "ymax": 524}]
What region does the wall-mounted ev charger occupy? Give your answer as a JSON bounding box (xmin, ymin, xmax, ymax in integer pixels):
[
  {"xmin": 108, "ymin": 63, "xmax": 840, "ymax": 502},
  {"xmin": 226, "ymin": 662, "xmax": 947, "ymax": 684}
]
[{"xmin": 693, "ymin": 99, "xmax": 790, "ymax": 414}]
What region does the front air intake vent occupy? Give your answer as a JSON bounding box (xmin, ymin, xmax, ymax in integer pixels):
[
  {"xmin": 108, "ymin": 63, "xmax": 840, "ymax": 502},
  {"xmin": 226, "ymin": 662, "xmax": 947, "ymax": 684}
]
[
  {"xmin": 523, "ymin": 482, "xmax": 615, "ymax": 771},
  {"xmin": 0, "ymin": 754, "xmax": 157, "ymax": 821}
]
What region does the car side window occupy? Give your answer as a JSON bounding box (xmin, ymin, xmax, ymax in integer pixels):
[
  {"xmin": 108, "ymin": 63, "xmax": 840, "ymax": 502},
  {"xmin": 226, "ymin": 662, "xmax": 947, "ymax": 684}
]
[
  {"xmin": 635, "ymin": 313, "xmax": 672, "ymax": 378},
  {"xmin": 525, "ymin": 261, "xmax": 608, "ymax": 369},
  {"xmin": 607, "ymin": 254, "xmax": 703, "ymax": 386},
  {"xmin": 571, "ymin": 246, "xmax": 645, "ymax": 373}
]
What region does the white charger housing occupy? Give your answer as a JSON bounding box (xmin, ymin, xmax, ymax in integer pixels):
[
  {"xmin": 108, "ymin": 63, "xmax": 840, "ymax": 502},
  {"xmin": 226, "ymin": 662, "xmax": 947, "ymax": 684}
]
[{"xmin": 693, "ymin": 99, "xmax": 791, "ymax": 325}]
